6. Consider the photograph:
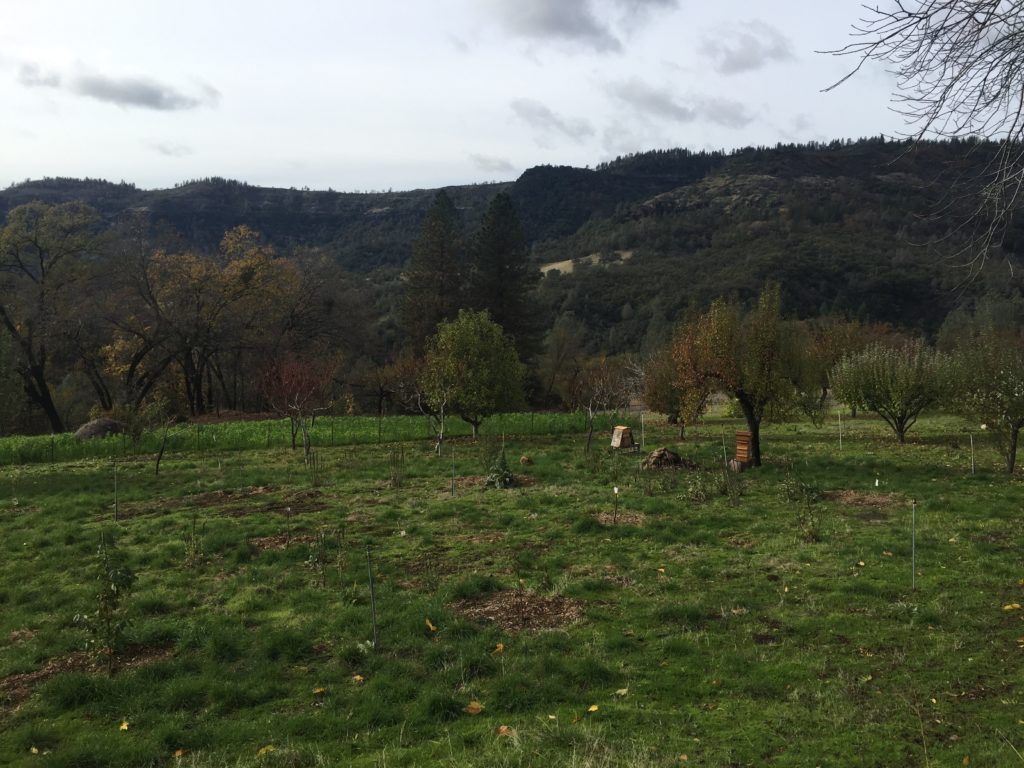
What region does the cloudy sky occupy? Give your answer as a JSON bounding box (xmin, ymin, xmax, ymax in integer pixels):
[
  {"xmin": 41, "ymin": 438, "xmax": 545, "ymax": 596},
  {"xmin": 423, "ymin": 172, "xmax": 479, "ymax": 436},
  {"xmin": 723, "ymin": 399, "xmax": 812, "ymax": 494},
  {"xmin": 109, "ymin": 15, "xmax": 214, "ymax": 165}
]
[{"xmin": 1, "ymin": 0, "xmax": 906, "ymax": 192}]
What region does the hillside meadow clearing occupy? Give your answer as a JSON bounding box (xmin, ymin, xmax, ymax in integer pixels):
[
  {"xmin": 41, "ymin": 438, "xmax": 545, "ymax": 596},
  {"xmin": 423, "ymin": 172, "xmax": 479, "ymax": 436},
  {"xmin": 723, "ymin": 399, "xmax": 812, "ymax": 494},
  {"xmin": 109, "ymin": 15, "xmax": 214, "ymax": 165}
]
[{"xmin": 0, "ymin": 411, "xmax": 1022, "ymax": 767}]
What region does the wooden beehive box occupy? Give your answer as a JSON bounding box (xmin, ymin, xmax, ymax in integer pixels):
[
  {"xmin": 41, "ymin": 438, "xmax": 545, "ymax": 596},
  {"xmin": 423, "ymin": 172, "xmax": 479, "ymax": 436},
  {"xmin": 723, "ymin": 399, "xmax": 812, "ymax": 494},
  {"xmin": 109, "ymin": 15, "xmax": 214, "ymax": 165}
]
[
  {"xmin": 734, "ymin": 431, "xmax": 753, "ymax": 465},
  {"xmin": 611, "ymin": 425, "xmax": 635, "ymax": 449}
]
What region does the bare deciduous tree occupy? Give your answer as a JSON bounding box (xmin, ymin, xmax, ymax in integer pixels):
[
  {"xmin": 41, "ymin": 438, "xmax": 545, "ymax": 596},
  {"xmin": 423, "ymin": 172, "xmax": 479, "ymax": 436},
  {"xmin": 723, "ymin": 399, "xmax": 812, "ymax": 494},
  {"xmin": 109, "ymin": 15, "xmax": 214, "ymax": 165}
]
[{"xmin": 829, "ymin": 2, "xmax": 1024, "ymax": 273}]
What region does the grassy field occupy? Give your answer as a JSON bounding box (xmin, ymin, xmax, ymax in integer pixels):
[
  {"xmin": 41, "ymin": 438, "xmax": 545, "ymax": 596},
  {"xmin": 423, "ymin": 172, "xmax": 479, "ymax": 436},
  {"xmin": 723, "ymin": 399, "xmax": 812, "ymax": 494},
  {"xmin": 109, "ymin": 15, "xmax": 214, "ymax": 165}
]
[{"xmin": 0, "ymin": 411, "xmax": 1022, "ymax": 767}]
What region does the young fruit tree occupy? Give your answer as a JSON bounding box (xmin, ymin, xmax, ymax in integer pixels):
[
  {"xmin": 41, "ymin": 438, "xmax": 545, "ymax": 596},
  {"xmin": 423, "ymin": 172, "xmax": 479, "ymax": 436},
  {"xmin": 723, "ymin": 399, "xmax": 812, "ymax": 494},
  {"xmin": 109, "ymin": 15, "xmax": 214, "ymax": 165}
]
[
  {"xmin": 951, "ymin": 324, "xmax": 1024, "ymax": 473},
  {"xmin": 422, "ymin": 310, "xmax": 526, "ymax": 441},
  {"xmin": 566, "ymin": 356, "xmax": 631, "ymax": 454},
  {"xmin": 260, "ymin": 353, "xmax": 338, "ymax": 462},
  {"xmin": 830, "ymin": 341, "xmax": 951, "ymax": 444},
  {"xmin": 672, "ymin": 283, "xmax": 797, "ymax": 467}
]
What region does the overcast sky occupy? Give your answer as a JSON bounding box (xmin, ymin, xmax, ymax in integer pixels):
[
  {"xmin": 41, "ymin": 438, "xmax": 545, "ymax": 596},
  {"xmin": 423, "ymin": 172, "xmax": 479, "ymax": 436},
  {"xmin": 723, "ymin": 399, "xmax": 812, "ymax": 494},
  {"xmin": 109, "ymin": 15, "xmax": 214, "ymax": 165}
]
[{"xmin": 1, "ymin": 0, "xmax": 906, "ymax": 192}]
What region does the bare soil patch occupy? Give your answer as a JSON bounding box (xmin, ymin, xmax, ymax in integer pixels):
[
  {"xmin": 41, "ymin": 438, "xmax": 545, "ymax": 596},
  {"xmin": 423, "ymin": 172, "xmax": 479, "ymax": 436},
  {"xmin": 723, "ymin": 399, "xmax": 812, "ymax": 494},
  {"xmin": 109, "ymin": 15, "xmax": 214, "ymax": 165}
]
[
  {"xmin": 249, "ymin": 533, "xmax": 317, "ymax": 551},
  {"xmin": 117, "ymin": 485, "xmax": 279, "ymax": 519},
  {"xmin": 823, "ymin": 489, "xmax": 905, "ymax": 508},
  {"xmin": 450, "ymin": 590, "xmax": 584, "ymax": 632},
  {"xmin": 595, "ymin": 511, "xmax": 645, "ymax": 527},
  {"xmin": 0, "ymin": 645, "xmax": 173, "ymax": 711},
  {"xmin": 222, "ymin": 489, "xmax": 328, "ymax": 517}
]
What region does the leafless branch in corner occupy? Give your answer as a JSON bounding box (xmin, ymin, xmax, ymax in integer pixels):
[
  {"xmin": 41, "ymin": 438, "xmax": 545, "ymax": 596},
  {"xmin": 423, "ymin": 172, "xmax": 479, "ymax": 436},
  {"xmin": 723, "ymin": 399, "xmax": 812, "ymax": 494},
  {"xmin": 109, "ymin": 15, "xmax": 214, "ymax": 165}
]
[{"xmin": 824, "ymin": 1, "xmax": 1024, "ymax": 277}]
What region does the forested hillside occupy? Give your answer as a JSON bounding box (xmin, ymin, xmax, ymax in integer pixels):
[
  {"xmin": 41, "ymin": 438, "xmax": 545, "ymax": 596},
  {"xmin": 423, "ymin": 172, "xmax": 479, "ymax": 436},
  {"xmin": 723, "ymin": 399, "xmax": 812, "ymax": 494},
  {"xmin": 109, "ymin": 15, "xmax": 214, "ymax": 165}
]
[{"xmin": 3, "ymin": 137, "xmax": 1023, "ymax": 434}]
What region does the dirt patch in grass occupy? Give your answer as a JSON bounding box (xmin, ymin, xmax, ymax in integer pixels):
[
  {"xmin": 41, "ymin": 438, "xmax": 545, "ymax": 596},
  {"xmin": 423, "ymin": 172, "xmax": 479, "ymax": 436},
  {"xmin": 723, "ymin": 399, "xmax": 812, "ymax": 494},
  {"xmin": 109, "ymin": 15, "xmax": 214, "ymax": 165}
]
[
  {"xmin": 222, "ymin": 489, "xmax": 328, "ymax": 517},
  {"xmin": 595, "ymin": 511, "xmax": 645, "ymax": 526},
  {"xmin": 0, "ymin": 645, "xmax": 173, "ymax": 711},
  {"xmin": 250, "ymin": 533, "xmax": 317, "ymax": 551},
  {"xmin": 7, "ymin": 629, "xmax": 36, "ymax": 644},
  {"xmin": 824, "ymin": 489, "xmax": 906, "ymax": 521},
  {"xmin": 117, "ymin": 485, "xmax": 280, "ymax": 519},
  {"xmin": 450, "ymin": 590, "xmax": 584, "ymax": 632},
  {"xmin": 824, "ymin": 489, "xmax": 905, "ymax": 508}
]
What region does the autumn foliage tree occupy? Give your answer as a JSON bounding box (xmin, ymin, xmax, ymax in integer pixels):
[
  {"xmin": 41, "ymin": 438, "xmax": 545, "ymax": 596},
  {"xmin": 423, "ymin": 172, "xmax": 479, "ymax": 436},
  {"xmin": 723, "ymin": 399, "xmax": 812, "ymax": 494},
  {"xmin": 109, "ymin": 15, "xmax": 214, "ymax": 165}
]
[{"xmin": 672, "ymin": 284, "xmax": 796, "ymax": 466}]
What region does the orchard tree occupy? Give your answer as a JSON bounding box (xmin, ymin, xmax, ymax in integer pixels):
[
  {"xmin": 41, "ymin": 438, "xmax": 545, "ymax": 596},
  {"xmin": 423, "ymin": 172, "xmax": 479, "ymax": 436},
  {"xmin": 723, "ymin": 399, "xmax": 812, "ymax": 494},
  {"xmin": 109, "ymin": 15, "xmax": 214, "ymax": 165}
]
[
  {"xmin": 643, "ymin": 342, "xmax": 709, "ymax": 439},
  {"xmin": 565, "ymin": 356, "xmax": 631, "ymax": 454},
  {"xmin": 422, "ymin": 310, "xmax": 526, "ymax": 440},
  {"xmin": 830, "ymin": 341, "xmax": 952, "ymax": 444},
  {"xmin": 952, "ymin": 323, "xmax": 1024, "ymax": 473},
  {"xmin": 260, "ymin": 352, "xmax": 339, "ymax": 462},
  {"xmin": 673, "ymin": 283, "xmax": 796, "ymax": 467}
]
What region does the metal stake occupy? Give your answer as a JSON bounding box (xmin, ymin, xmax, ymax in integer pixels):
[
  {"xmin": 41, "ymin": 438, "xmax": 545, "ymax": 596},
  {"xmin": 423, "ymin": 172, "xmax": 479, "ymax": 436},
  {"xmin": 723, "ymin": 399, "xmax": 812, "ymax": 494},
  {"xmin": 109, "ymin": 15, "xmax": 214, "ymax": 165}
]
[
  {"xmin": 911, "ymin": 499, "xmax": 917, "ymax": 592},
  {"xmin": 366, "ymin": 544, "xmax": 379, "ymax": 649}
]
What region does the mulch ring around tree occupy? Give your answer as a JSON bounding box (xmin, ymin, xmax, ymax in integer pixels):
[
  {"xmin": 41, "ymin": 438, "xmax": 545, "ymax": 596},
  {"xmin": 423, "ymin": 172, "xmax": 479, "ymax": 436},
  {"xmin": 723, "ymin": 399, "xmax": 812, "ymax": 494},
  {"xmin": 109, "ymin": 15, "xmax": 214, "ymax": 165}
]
[
  {"xmin": 440, "ymin": 475, "xmax": 538, "ymax": 495},
  {"xmin": 221, "ymin": 489, "xmax": 328, "ymax": 517},
  {"xmin": 249, "ymin": 533, "xmax": 318, "ymax": 551},
  {"xmin": 115, "ymin": 485, "xmax": 280, "ymax": 519},
  {"xmin": 823, "ymin": 489, "xmax": 907, "ymax": 521},
  {"xmin": 0, "ymin": 645, "xmax": 173, "ymax": 712},
  {"xmin": 449, "ymin": 590, "xmax": 584, "ymax": 632},
  {"xmin": 595, "ymin": 511, "xmax": 645, "ymax": 527}
]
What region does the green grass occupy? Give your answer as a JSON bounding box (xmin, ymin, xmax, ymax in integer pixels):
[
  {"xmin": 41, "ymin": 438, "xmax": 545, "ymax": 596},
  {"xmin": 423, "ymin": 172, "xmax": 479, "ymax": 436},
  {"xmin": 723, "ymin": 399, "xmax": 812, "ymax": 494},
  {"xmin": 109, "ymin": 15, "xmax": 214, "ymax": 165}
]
[{"xmin": 0, "ymin": 411, "xmax": 1022, "ymax": 766}]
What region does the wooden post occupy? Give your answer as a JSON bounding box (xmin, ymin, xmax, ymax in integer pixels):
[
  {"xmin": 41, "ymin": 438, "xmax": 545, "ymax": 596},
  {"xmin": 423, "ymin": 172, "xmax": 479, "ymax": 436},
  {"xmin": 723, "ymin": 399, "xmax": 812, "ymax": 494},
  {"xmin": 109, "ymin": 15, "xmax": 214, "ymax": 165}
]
[
  {"xmin": 970, "ymin": 433, "xmax": 975, "ymax": 475},
  {"xmin": 911, "ymin": 499, "xmax": 917, "ymax": 592}
]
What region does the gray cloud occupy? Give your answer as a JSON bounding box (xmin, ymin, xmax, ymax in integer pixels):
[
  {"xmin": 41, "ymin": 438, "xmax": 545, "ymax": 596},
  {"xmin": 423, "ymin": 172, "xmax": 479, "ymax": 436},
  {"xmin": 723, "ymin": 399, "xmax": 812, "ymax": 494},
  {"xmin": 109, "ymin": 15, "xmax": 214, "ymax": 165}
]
[
  {"xmin": 699, "ymin": 97, "xmax": 754, "ymax": 129},
  {"xmin": 16, "ymin": 61, "xmax": 219, "ymax": 111},
  {"xmin": 487, "ymin": 0, "xmax": 620, "ymax": 52},
  {"xmin": 150, "ymin": 142, "xmax": 194, "ymax": 158},
  {"xmin": 469, "ymin": 154, "xmax": 516, "ymax": 174},
  {"xmin": 606, "ymin": 78, "xmax": 696, "ymax": 122},
  {"xmin": 18, "ymin": 63, "xmax": 61, "ymax": 88},
  {"xmin": 606, "ymin": 78, "xmax": 754, "ymax": 129},
  {"xmin": 699, "ymin": 20, "xmax": 795, "ymax": 75},
  {"xmin": 72, "ymin": 74, "xmax": 219, "ymax": 110},
  {"xmin": 511, "ymin": 98, "xmax": 594, "ymax": 144}
]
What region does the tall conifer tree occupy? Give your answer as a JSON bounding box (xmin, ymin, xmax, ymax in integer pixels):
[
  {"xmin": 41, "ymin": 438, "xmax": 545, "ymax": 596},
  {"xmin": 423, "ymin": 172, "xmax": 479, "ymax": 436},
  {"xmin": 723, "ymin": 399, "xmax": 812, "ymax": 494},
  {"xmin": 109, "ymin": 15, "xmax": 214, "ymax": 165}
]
[
  {"xmin": 468, "ymin": 192, "xmax": 539, "ymax": 358},
  {"xmin": 400, "ymin": 191, "xmax": 465, "ymax": 350}
]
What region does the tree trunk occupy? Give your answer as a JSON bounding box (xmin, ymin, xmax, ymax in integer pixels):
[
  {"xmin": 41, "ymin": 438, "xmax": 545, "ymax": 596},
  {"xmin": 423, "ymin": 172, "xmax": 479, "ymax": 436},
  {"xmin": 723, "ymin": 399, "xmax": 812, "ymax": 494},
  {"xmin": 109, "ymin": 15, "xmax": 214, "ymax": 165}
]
[
  {"xmin": 23, "ymin": 365, "xmax": 65, "ymax": 433},
  {"xmin": 1007, "ymin": 425, "xmax": 1020, "ymax": 474}
]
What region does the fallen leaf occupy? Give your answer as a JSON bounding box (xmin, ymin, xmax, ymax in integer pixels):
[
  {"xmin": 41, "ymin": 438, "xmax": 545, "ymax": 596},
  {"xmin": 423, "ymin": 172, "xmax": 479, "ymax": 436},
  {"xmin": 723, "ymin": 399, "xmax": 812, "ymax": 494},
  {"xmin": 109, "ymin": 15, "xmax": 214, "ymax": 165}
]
[
  {"xmin": 883, "ymin": 551, "xmax": 893, "ymax": 557},
  {"xmin": 656, "ymin": 567, "xmax": 666, "ymax": 574},
  {"xmin": 174, "ymin": 749, "xmax": 187, "ymax": 759},
  {"xmin": 614, "ymin": 688, "xmax": 629, "ymax": 697},
  {"xmin": 496, "ymin": 725, "xmax": 515, "ymax": 737},
  {"xmin": 963, "ymin": 757, "xmax": 970, "ymax": 766},
  {"xmin": 1003, "ymin": 603, "xmax": 1021, "ymax": 611},
  {"xmin": 493, "ymin": 642, "xmax": 505, "ymax": 654},
  {"xmin": 857, "ymin": 561, "xmax": 866, "ymax": 567},
  {"xmin": 587, "ymin": 704, "xmax": 599, "ymax": 713},
  {"xmin": 425, "ymin": 617, "xmax": 438, "ymax": 632},
  {"xmin": 257, "ymin": 744, "xmax": 275, "ymax": 756},
  {"xmin": 30, "ymin": 746, "xmax": 38, "ymax": 754},
  {"xmin": 548, "ymin": 714, "xmax": 557, "ymax": 720},
  {"xmin": 313, "ymin": 687, "xmax": 327, "ymax": 695},
  {"xmin": 679, "ymin": 756, "xmax": 689, "ymax": 763},
  {"xmin": 352, "ymin": 674, "xmax": 365, "ymax": 685},
  {"xmin": 464, "ymin": 700, "xmax": 484, "ymax": 715},
  {"xmin": 120, "ymin": 721, "xmax": 129, "ymax": 731},
  {"xmin": 860, "ymin": 674, "xmax": 873, "ymax": 683}
]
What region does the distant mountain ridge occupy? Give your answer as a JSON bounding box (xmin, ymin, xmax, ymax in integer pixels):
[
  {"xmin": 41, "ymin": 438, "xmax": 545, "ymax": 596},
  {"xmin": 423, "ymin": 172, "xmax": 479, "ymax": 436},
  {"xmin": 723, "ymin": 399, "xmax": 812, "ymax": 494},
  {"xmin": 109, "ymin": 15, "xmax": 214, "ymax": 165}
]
[{"xmin": 4, "ymin": 137, "xmax": 1020, "ymax": 348}]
